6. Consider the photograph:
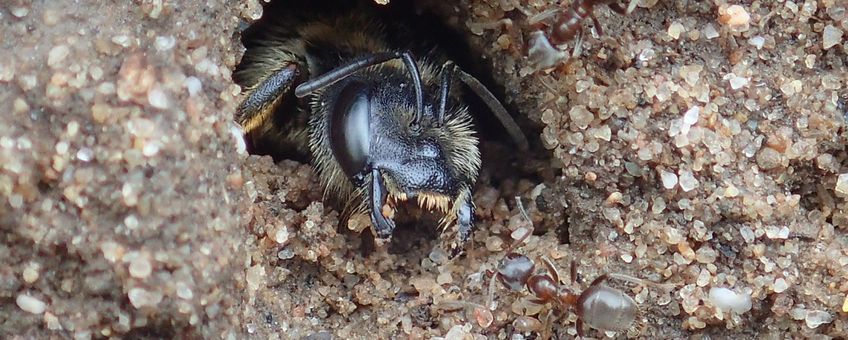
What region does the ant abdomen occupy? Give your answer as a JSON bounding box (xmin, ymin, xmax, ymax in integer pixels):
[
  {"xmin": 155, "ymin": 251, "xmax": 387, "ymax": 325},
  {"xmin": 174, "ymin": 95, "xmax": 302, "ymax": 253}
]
[
  {"xmin": 497, "ymin": 253, "xmax": 535, "ymax": 291},
  {"xmin": 576, "ymin": 284, "xmax": 639, "ymax": 332}
]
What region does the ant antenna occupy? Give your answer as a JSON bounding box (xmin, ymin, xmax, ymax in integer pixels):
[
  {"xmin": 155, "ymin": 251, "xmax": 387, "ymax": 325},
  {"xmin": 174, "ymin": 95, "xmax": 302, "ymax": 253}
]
[
  {"xmin": 294, "ymin": 51, "xmax": 424, "ymax": 131},
  {"xmin": 503, "ymin": 196, "xmax": 535, "ymax": 255}
]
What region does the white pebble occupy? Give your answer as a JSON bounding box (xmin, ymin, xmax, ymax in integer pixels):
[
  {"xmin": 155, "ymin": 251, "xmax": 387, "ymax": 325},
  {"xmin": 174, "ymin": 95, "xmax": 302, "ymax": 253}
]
[
  {"xmin": 835, "ymin": 173, "xmax": 848, "ymax": 197},
  {"xmin": 667, "ymin": 22, "xmax": 685, "ymax": 40},
  {"xmin": 47, "ymin": 45, "xmax": 70, "ymax": 68},
  {"xmin": 129, "ymin": 256, "xmax": 152, "ymax": 278},
  {"xmin": 805, "ymin": 310, "xmax": 833, "ymax": 329},
  {"xmin": 703, "ymin": 24, "xmax": 719, "ymax": 39},
  {"xmin": 148, "ymin": 87, "xmax": 169, "ymax": 109},
  {"xmin": 708, "ymin": 287, "xmax": 752, "ymax": 313},
  {"xmin": 128, "ymin": 288, "xmax": 163, "ymax": 308},
  {"xmin": 184, "ymin": 76, "xmax": 202, "ymax": 96},
  {"xmin": 678, "ymin": 170, "xmax": 699, "ymax": 192},
  {"xmin": 154, "ymin": 35, "xmax": 176, "ymax": 51},
  {"xmin": 683, "ymin": 106, "xmax": 700, "ymax": 126},
  {"xmin": 16, "ymin": 294, "xmax": 47, "ymax": 314},
  {"xmin": 76, "ymin": 147, "xmax": 94, "ymax": 162},
  {"xmin": 822, "ymin": 25, "xmax": 844, "ymax": 50},
  {"xmin": 660, "ymin": 170, "xmax": 678, "ymax": 189},
  {"xmin": 748, "ymin": 36, "xmax": 765, "ymax": 49}
]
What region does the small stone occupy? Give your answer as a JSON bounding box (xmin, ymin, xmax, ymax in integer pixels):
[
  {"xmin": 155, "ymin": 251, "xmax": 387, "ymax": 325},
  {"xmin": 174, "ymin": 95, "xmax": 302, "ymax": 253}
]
[
  {"xmin": 47, "ymin": 45, "xmax": 70, "ymax": 68},
  {"xmin": 510, "ymin": 227, "xmax": 530, "ymax": 241},
  {"xmin": 185, "ymin": 76, "xmax": 202, "ymax": 96},
  {"xmin": 703, "ymin": 24, "xmax": 719, "ymax": 39},
  {"xmin": 678, "ymin": 170, "xmax": 699, "ymax": 192},
  {"xmin": 129, "ymin": 256, "xmax": 152, "ymax": 278},
  {"xmin": 756, "ymin": 147, "xmax": 783, "ymax": 170},
  {"xmin": 246, "ymin": 265, "xmax": 266, "ymax": 292},
  {"xmin": 128, "ymin": 288, "xmax": 163, "ymax": 308},
  {"xmin": 485, "ymin": 236, "xmax": 503, "ymax": 252},
  {"xmin": 436, "ymin": 271, "xmax": 453, "ymax": 285},
  {"xmin": 16, "ymin": 294, "xmax": 47, "ymax": 314},
  {"xmin": 727, "ymin": 74, "xmax": 749, "ymax": 89},
  {"xmin": 569, "ymin": 106, "xmax": 594, "ymax": 129},
  {"xmin": 428, "ymin": 248, "xmax": 449, "ymax": 265},
  {"xmin": 695, "ymin": 246, "xmax": 717, "ymax": 263},
  {"xmin": 773, "ymin": 278, "xmax": 789, "ymax": 293},
  {"xmin": 23, "ymin": 263, "xmax": 40, "ymax": 283},
  {"xmin": 176, "ymin": 282, "xmax": 194, "ymax": 300},
  {"xmin": 154, "ymin": 36, "xmax": 176, "ymax": 51},
  {"xmin": 660, "ymin": 170, "xmax": 678, "ymax": 189},
  {"xmin": 805, "ymin": 310, "xmax": 833, "ymax": 329},
  {"xmin": 835, "ymin": 174, "xmax": 848, "ymax": 197},
  {"xmin": 720, "ymin": 5, "xmax": 750, "ymax": 30},
  {"xmin": 101, "ymin": 241, "xmax": 124, "ymax": 262},
  {"xmin": 724, "ymin": 184, "xmax": 739, "ymax": 197},
  {"xmin": 273, "ymin": 226, "xmax": 290, "ymax": 244},
  {"xmin": 11, "ymin": 6, "xmax": 29, "ymax": 17},
  {"xmin": 822, "ymin": 25, "xmax": 844, "ymax": 50},
  {"xmin": 668, "ymin": 22, "xmax": 685, "ymax": 39},
  {"xmin": 748, "ymin": 36, "xmax": 765, "ymax": 49},
  {"xmin": 708, "ymin": 287, "xmax": 752, "ymax": 313},
  {"xmin": 44, "ymin": 312, "xmax": 62, "ymax": 330},
  {"xmin": 148, "ymin": 87, "xmax": 169, "ymax": 109}
]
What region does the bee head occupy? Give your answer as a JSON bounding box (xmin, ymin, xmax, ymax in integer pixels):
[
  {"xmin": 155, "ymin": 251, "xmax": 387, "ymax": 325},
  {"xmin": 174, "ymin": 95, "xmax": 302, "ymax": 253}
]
[
  {"xmin": 299, "ymin": 52, "xmax": 527, "ymax": 256},
  {"xmin": 324, "ymin": 77, "xmax": 479, "ymax": 235}
]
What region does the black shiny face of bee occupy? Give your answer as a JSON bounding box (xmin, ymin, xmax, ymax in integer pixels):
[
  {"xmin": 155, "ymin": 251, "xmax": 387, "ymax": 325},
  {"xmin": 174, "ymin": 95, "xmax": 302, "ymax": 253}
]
[{"xmin": 234, "ymin": 1, "xmax": 527, "ymax": 257}]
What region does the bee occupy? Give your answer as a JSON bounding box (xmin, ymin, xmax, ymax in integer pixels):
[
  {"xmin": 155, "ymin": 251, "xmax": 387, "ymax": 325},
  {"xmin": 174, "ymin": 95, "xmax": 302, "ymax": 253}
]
[{"xmin": 234, "ymin": 2, "xmax": 528, "ymax": 256}]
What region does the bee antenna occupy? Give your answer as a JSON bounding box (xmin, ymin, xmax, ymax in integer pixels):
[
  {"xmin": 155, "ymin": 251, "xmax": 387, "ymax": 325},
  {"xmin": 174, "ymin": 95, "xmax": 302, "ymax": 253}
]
[
  {"xmin": 435, "ymin": 62, "xmax": 453, "ymax": 127},
  {"xmin": 449, "ymin": 65, "xmax": 529, "ymax": 151},
  {"xmin": 294, "ymin": 51, "xmax": 424, "ymax": 131}
]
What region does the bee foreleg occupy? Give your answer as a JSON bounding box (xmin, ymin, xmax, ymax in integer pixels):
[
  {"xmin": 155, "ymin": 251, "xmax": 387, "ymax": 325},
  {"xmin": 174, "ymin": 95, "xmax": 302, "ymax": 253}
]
[
  {"xmin": 369, "ymin": 168, "xmax": 396, "ymax": 239},
  {"xmin": 449, "ymin": 189, "xmax": 475, "ymax": 258},
  {"xmin": 236, "ymin": 63, "xmax": 300, "ymax": 134}
]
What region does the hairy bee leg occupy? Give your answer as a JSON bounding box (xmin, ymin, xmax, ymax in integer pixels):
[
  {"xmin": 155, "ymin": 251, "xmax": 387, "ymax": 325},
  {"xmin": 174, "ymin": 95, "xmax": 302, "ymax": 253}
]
[
  {"xmin": 236, "ymin": 64, "xmax": 300, "ymax": 133},
  {"xmin": 369, "ymin": 168, "xmax": 396, "ymax": 238},
  {"xmin": 449, "ymin": 191, "xmax": 475, "ymax": 258}
]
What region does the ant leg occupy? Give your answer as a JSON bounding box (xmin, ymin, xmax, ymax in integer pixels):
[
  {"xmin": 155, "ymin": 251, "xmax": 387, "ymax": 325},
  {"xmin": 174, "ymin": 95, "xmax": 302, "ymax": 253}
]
[
  {"xmin": 608, "ymin": 2, "xmax": 629, "ymax": 15},
  {"xmin": 590, "ymin": 14, "xmax": 605, "ymax": 36},
  {"xmin": 570, "ymin": 259, "xmax": 578, "ymax": 284},
  {"xmin": 501, "ymin": 196, "xmax": 535, "ymax": 255},
  {"xmin": 539, "ymin": 256, "xmax": 561, "ymax": 284},
  {"xmin": 593, "ymin": 272, "xmax": 678, "ymax": 290},
  {"xmin": 626, "ymin": 0, "xmax": 639, "ymax": 14},
  {"xmin": 608, "ymin": 273, "xmax": 677, "ymax": 290},
  {"xmin": 540, "ymin": 308, "xmax": 555, "ymax": 340},
  {"xmin": 235, "ymin": 64, "xmax": 301, "ymax": 134},
  {"xmin": 576, "ymin": 319, "xmax": 585, "ymax": 339},
  {"xmin": 571, "ymin": 27, "xmax": 584, "ymax": 58}
]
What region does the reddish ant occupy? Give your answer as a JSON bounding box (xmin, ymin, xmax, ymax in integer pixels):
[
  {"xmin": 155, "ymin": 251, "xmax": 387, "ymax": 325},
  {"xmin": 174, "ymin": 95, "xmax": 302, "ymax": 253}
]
[
  {"xmin": 526, "ymin": 0, "xmax": 638, "ymax": 68},
  {"xmin": 487, "ymin": 196, "xmax": 673, "ymax": 338}
]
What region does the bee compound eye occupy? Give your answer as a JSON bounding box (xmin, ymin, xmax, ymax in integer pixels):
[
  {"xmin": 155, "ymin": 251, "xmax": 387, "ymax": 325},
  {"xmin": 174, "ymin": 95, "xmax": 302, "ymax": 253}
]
[{"xmin": 330, "ymin": 82, "xmax": 372, "ymax": 179}]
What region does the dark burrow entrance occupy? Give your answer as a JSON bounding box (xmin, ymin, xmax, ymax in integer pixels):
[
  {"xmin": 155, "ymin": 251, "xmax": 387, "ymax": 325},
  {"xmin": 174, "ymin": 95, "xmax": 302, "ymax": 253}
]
[{"xmin": 235, "ymin": 0, "xmax": 560, "ymax": 259}]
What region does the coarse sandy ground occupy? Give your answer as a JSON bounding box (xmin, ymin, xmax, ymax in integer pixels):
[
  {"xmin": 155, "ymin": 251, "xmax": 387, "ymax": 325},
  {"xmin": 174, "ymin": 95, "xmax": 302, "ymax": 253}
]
[{"xmin": 1, "ymin": 0, "xmax": 846, "ymax": 339}]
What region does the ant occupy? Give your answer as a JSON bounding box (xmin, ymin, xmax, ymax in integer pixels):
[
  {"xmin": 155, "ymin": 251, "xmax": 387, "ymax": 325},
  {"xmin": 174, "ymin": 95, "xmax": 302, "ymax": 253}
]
[
  {"xmin": 525, "ymin": 0, "xmax": 638, "ymax": 68},
  {"xmin": 487, "ymin": 196, "xmax": 673, "ymax": 338}
]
